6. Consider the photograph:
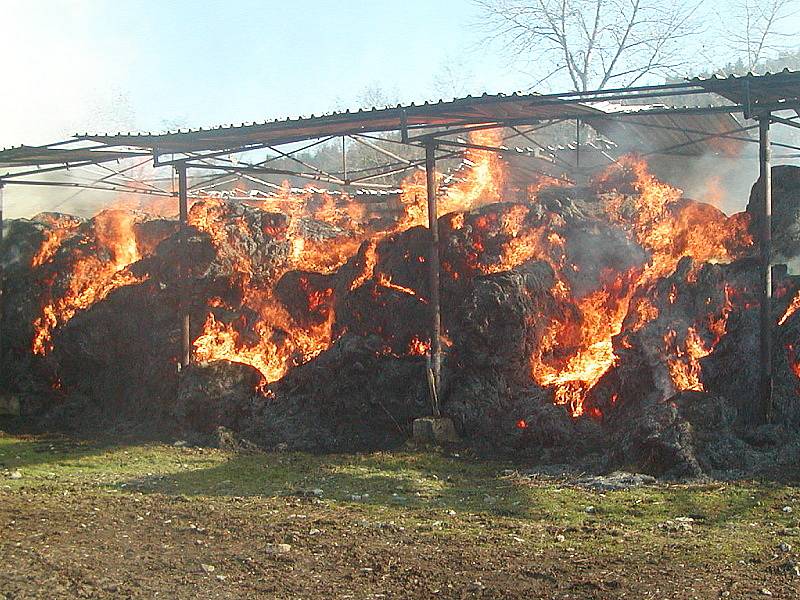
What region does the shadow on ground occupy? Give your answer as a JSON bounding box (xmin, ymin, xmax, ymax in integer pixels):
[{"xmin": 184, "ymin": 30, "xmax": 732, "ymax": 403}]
[
  {"xmin": 117, "ymin": 450, "xmax": 542, "ymax": 518},
  {"xmin": 0, "ymin": 433, "xmax": 120, "ymax": 470},
  {"xmin": 115, "ymin": 450, "xmax": 800, "ymax": 527}
]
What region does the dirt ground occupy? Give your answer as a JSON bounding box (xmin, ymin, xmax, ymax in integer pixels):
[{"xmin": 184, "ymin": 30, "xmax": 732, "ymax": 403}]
[{"xmin": 1, "ymin": 433, "xmax": 799, "ymax": 599}]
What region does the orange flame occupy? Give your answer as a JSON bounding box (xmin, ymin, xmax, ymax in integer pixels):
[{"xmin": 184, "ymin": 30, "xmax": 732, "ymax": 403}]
[
  {"xmin": 529, "ymin": 156, "xmax": 752, "ymax": 415},
  {"xmin": 665, "ymin": 327, "xmax": 712, "ymax": 392},
  {"xmin": 397, "ymin": 129, "xmax": 508, "ymax": 228},
  {"xmin": 532, "ymin": 271, "xmax": 635, "ymax": 417},
  {"xmin": 32, "ymin": 210, "xmax": 146, "ymax": 356},
  {"xmin": 779, "ymin": 290, "xmax": 800, "ymax": 326}
]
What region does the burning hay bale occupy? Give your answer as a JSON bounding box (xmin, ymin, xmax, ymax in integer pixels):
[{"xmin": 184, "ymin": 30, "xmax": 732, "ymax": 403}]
[
  {"xmin": 443, "ymin": 260, "xmax": 573, "ymax": 453},
  {"xmin": 0, "ymin": 217, "xmax": 62, "ymax": 395},
  {"xmin": 3, "ymin": 143, "xmax": 800, "ymax": 481},
  {"xmin": 449, "ymin": 260, "xmax": 560, "ymax": 374},
  {"xmin": 275, "ymin": 270, "xmax": 337, "ymax": 329},
  {"xmin": 589, "ymin": 256, "xmax": 756, "ymax": 419},
  {"xmin": 775, "ymin": 300, "xmax": 800, "ymax": 426},
  {"xmin": 333, "ymin": 280, "xmax": 429, "ymax": 357},
  {"xmin": 0, "ymin": 211, "xmax": 166, "ymax": 400}
]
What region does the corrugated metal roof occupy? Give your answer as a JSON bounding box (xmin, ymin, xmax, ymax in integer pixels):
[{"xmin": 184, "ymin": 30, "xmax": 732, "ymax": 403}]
[
  {"xmin": 0, "ymin": 145, "xmax": 146, "ymax": 169},
  {"xmin": 4, "ymin": 72, "xmax": 797, "ymax": 171},
  {"xmin": 76, "ymin": 73, "xmax": 800, "ymax": 158},
  {"xmin": 75, "ymin": 93, "xmax": 606, "ymax": 153},
  {"xmin": 691, "ymin": 69, "xmax": 800, "ymax": 108}
]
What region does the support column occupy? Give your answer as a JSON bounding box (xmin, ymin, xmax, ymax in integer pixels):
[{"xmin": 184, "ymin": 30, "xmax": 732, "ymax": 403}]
[
  {"xmin": 342, "ymin": 136, "xmax": 348, "ymax": 183},
  {"xmin": 425, "ymin": 141, "xmax": 442, "ymax": 416},
  {"xmin": 758, "ymin": 116, "xmax": 773, "ymax": 423},
  {"xmin": 176, "ymin": 162, "xmax": 191, "ymax": 369}
]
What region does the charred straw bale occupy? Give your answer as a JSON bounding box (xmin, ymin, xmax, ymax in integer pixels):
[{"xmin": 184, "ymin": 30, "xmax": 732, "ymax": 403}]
[
  {"xmin": 251, "ymin": 334, "xmax": 430, "ymax": 452},
  {"xmin": 175, "ymin": 360, "xmax": 263, "ymax": 441},
  {"xmin": 608, "ymin": 391, "xmax": 748, "ymax": 480}
]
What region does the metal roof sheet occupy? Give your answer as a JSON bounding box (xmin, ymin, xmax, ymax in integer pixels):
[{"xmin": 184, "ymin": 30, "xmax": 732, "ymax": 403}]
[
  {"xmin": 76, "ymin": 93, "xmax": 606, "ymax": 153},
  {"xmin": 692, "ymin": 69, "xmax": 800, "ymax": 108},
  {"xmin": 5, "ymin": 72, "xmax": 798, "ymax": 171},
  {"xmin": 0, "ymin": 145, "xmax": 146, "ymax": 169}
]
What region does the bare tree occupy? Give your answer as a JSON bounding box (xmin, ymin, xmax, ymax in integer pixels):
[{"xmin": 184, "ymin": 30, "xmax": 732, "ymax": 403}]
[
  {"xmin": 475, "ymin": 0, "xmax": 704, "ymax": 91},
  {"xmin": 719, "ymin": 0, "xmax": 800, "ymax": 72},
  {"xmin": 432, "ymin": 55, "xmax": 477, "ymax": 99}
]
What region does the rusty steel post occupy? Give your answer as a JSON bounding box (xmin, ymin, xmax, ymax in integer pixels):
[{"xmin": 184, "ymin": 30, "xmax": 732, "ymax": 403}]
[
  {"xmin": 342, "ymin": 136, "xmax": 347, "ymax": 183},
  {"xmin": 425, "ymin": 141, "xmax": 442, "ymax": 415},
  {"xmin": 758, "ymin": 116, "xmax": 773, "ymax": 423},
  {"xmin": 176, "ymin": 162, "xmax": 191, "ymax": 369}
]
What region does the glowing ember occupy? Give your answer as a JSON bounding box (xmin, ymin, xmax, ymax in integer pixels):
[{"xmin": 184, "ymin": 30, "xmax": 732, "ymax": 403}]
[
  {"xmin": 407, "ymin": 336, "xmax": 430, "ymax": 356},
  {"xmin": 787, "ymin": 344, "xmax": 800, "ymax": 380},
  {"xmin": 376, "ymin": 273, "xmax": 423, "ymax": 299}
]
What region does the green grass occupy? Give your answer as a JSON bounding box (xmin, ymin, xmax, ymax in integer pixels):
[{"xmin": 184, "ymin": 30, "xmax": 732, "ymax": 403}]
[{"xmin": 2, "ymin": 431, "xmax": 799, "ymax": 562}]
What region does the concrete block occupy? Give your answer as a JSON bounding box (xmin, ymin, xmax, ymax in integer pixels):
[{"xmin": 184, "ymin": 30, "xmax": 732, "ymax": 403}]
[{"xmin": 412, "ymin": 416, "xmax": 459, "ymax": 444}]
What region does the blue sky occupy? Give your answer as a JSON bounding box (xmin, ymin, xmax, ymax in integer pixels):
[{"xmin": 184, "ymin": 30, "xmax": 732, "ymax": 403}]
[
  {"xmin": 2, "ymin": 0, "xmax": 799, "ymax": 148},
  {"xmin": 1, "ymin": 0, "xmax": 520, "ymax": 147}
]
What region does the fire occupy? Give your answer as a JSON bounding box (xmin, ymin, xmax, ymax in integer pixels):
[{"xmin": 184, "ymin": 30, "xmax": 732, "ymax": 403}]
[
  {"xmin": 376, "ymin": 273, "xmax": 423, "ymax": 299},
  {"xmin": 187, "ymin": 133, "xmax": 509, "ymax": 381},
  {"xmin": 532, "ymin": 271, "xmax": 635, "ymax": 417},
  {"xmin": 349, "ymin": 241, "xmax": 378, "ymax": 291},
  {"xmin": 397, "ymin": 129, "xmax": 508, "ymax": 228},
  {"xmin": 32, "ymin": 216, "xmax": 80, "ymax": 267},
  {"xmin": 630, "ymin": 297, "xmax": 660, "ymax": 331},
  {"xmin": 25, "ymin": 140, "xmax": 754, "ymax": 422},
  {"xmin": 779, "ymin": 289, "xmax": 800, "ymax": 326},
  {"xmin": 598, "ymin": 156, "xmax": 751, "ymax": 284},
  {"xmin": 189, "ymin": 197, "xmax": 341, "ymax": 381},
  {"xmin": 407, "ymin": 336, "xmax": 430, "ymax": 356},
  {"xmin": 528, "ymin": 156, "xmax": 751, "ymax": 415},
  {"xmin": 440, "ymin": 130, "xmax": 506, "ymax": 213},
  {"xmin": 787, "ymin": 344, "xmax": 800, "ymax": 380},
  {"xmin": 32, "ymin": 210, "xmax": 146, "ymax": 356},
  {"xmin": 192, "ymin": 310, "xmax": 333, "ymax": 386},
  {"xmin": 664, "ymin": 327, "xmax": 712, "ymax": 392}
]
